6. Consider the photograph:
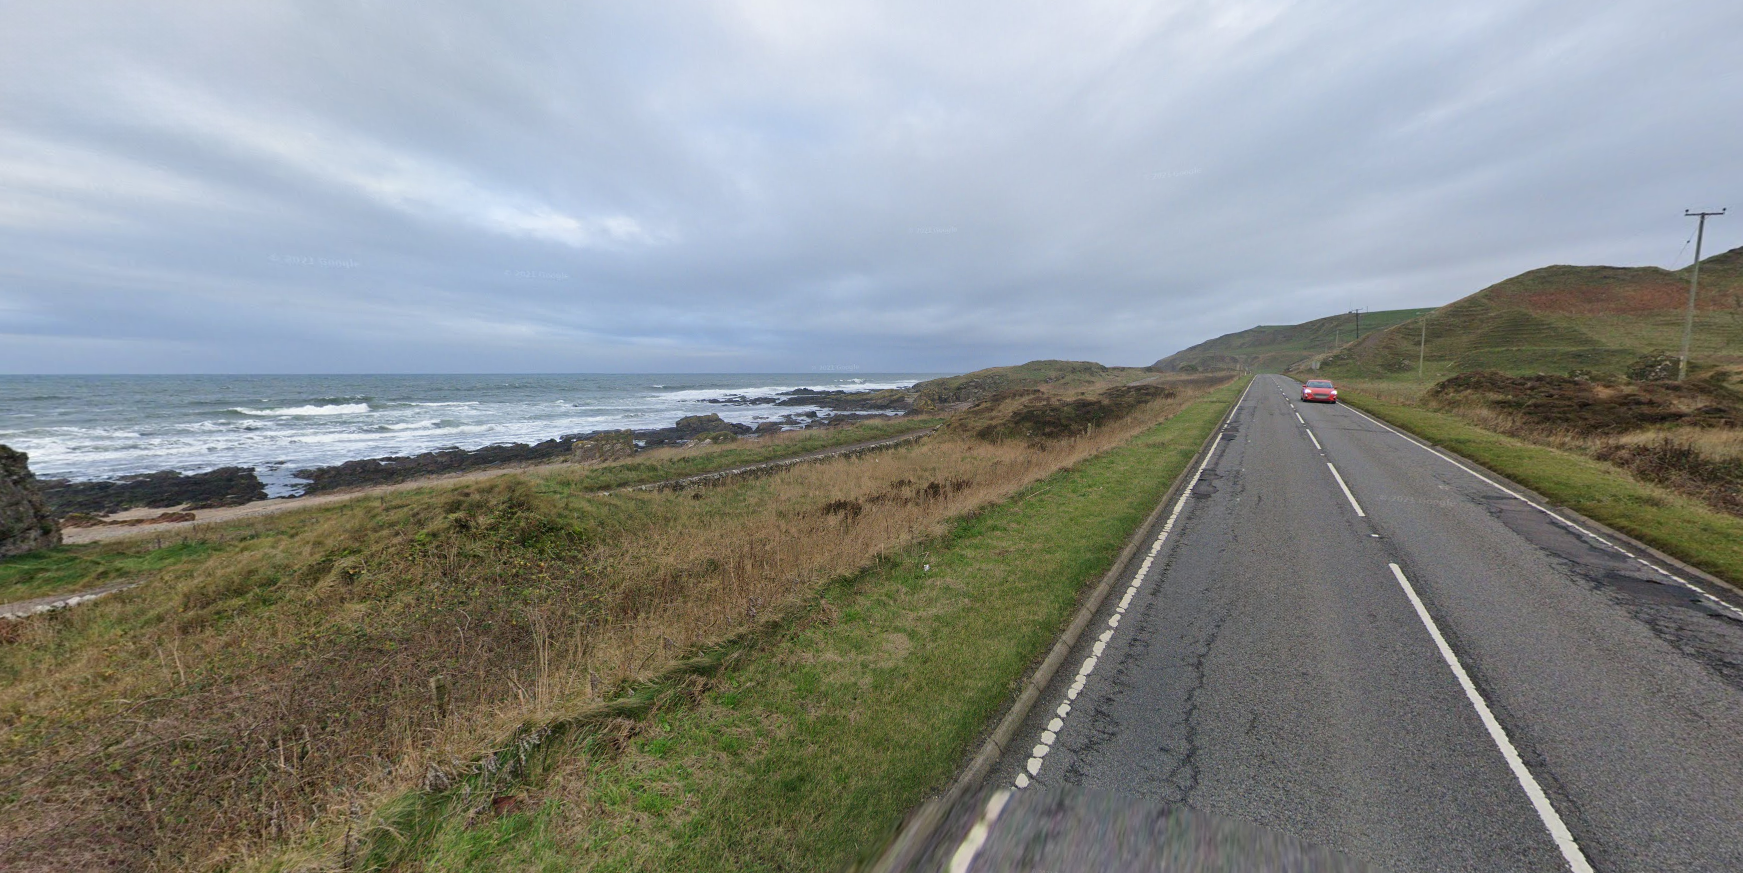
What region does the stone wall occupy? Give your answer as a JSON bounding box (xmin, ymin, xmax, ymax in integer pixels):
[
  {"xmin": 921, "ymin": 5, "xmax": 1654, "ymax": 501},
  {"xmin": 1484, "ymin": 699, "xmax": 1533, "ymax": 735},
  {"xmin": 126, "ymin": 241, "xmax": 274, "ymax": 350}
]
[{"xmin": 1, "ymin": 445, "xmax": 61, "ymax": 559}]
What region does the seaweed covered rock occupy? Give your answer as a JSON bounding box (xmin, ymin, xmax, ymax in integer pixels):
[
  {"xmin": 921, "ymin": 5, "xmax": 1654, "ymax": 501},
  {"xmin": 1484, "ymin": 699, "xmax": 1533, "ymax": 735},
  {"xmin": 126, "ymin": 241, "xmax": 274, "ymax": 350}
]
[
  {"xmin": 39, "ymin": 467, "xmax": 267, "ymax": 517},
  {"xmin": 1, "ymin": 445, "xmax": 61, "ymax": 558}
]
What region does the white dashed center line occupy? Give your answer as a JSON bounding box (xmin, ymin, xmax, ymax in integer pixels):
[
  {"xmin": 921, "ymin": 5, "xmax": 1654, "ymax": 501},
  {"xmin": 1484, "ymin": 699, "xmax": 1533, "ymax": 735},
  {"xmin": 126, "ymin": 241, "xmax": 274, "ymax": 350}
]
[
  {"xmin": 1388, "ymin": 564, "xmax": 1594, "ymax": 873},
  {"xmin": 1326, "ymin": 462, "xmax": 1365, "ymax": 517}
]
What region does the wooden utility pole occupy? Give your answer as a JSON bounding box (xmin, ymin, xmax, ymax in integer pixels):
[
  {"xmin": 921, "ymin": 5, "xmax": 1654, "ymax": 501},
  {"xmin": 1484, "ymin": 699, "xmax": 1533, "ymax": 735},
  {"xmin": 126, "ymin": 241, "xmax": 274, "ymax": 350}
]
[
  {"xmin": 1418, "ymin": 312, "xmax": 1429, "ymax": 378},
  {"xmin": 1680, "ymin": 209, "xmax": 1726, "ymax": 381}
]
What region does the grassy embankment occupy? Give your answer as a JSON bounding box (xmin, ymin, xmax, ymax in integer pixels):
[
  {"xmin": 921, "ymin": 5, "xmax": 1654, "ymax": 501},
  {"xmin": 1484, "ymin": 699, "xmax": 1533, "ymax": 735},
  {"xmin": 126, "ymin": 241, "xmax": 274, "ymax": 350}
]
[
  {"xmin": 355, "ymin": 377, "xmax": 1245, "ymax": 872},
  {"xmin": 1153, "ymin": 307, "xmax": 1433, "ymax": 374},
  {"xmin": 1339, "ymin": 381, "xmax": 1743, "ymax": 588},
  {"xmin": 0, "ymin": 418, "xmax": 936, "ymax": 607},
  {"xmin": 1, "ymin": 373, "xmax": 1234, "ymax": 870}
]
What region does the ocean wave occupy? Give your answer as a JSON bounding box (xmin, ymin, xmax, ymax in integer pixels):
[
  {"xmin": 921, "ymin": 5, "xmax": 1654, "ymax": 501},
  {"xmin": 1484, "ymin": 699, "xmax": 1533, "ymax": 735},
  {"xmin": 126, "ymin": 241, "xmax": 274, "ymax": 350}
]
[
  {"xmin": 652, "ymin": 380, "xmax": 918, "ymax": 403},
  {"xmin": 233, "ymin": 403, "xmax": 372, "ymax": 417},
  {"xmin": 381, "ymin": 419, "xmax": 446, "ymax": 431}
]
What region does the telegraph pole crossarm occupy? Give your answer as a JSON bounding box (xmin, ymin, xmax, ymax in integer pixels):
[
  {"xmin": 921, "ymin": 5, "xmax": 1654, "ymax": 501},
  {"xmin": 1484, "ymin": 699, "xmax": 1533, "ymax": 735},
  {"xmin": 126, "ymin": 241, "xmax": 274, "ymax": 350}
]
[{"xmin": 1680, "ymin": 208, "xmax": 1726, "ymax": 382}]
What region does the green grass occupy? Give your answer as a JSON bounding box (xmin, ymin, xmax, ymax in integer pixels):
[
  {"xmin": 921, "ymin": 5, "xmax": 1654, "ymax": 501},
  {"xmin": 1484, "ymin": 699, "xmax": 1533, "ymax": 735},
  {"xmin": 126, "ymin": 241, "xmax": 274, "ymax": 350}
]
[
  {"xmin": 0, "ymin": 540, "xmax": 218, "ymax": 604},
  {"xmin": 386, "ymin": 381, "xmax": 1247, "ymax": 871},
  {"xmin": 1343, "ymin": 391, "xmax": 1743, "ymax": 587}
]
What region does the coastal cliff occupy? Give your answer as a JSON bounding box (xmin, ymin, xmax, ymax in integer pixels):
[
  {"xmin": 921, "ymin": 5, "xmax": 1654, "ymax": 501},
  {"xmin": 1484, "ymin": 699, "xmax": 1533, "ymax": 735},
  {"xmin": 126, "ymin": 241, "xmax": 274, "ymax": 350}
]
[{"xmin": 1, "ymin": 445, "xmax": 61, "ymax": 558}]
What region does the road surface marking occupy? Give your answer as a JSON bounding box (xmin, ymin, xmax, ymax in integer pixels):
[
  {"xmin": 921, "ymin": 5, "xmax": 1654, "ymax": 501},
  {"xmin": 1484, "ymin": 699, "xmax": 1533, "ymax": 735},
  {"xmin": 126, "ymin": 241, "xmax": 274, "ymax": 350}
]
[
  {"xmin": 1326, "ymin": 462, "xmax": 1365, "ymax": 517},
  {"xmin": 1014, "ymin": 376, "xmax": 1254, "ymax": 789},
  {"xmin": 949, "ymin": 788, "xmax": 1011, "ymax": 873},
  {"xmin": 1305, "ymin": 429, "xmax": 1322, "ymax": 451},
  {"xmin": 1342, "ymin": 404, "xmax": 1743, "ymax": 621},
  {"xmin": 1295, "ymin": 411, "xmax": 1305, "ymax": 423},
  {"xmin": 1388, "ymin": 564, "xmax": 1594, "ymax": 873}
]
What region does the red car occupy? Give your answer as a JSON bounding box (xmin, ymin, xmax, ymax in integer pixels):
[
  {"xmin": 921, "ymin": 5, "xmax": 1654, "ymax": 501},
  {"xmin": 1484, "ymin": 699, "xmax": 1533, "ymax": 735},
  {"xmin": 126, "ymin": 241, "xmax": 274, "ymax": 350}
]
[{"xmin": 1300, "ymin": 380, "xmax": 1338, "ymax": 403}]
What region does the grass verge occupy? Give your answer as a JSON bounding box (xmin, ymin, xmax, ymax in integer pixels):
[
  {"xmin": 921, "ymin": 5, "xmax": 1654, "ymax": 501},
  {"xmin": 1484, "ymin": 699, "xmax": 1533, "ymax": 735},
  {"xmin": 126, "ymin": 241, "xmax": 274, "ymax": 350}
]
[
  {"xmin": 366, "ymin": 380, "xmax": 1245, "ymax": 871},
  {"xmin": 1342, "ymin": 391, "xmax": 1743, "ymax": 588}
]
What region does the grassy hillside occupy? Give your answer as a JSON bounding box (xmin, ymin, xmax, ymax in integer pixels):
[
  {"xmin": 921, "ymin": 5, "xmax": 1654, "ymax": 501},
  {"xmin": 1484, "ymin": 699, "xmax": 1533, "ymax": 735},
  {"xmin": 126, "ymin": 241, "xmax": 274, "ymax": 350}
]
[
  {"xmin": 1151, "ymin": 308, "xmax": 1433, "ymax": 373},
  {"xmin": 911, "ymin": 359, "xmax": 1153, "ymax": 408},
  {"xmin": 1312, "ymin": 246, "xmax": 1743, "ymax": 380}
]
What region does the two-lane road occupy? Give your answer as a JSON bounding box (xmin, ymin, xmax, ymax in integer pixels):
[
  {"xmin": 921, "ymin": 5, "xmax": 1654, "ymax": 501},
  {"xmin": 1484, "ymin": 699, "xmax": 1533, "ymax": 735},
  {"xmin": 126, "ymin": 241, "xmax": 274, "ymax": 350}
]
[{"xmin": 982, "ymin": 374, "xmax": 1743, "ymax": 871}]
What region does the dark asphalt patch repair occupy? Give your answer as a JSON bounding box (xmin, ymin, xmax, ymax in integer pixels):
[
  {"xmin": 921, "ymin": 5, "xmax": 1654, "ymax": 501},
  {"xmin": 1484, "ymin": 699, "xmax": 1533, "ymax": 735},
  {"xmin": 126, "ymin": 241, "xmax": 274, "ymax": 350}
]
[
  {"xmin": 1485, "ymin": 494, "xmax": 1743, "ymax": 686},
  {"xmin": 1191, "ymin": 470, "xmax": 1220, "ymax": 498}
]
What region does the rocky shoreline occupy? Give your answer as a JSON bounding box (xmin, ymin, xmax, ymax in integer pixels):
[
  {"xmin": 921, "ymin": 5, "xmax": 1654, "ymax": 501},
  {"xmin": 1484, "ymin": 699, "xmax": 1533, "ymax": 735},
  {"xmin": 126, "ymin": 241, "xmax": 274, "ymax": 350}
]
[{"xmin": 36, "ymin": 406, "xmax": 912, "ymax": 518}]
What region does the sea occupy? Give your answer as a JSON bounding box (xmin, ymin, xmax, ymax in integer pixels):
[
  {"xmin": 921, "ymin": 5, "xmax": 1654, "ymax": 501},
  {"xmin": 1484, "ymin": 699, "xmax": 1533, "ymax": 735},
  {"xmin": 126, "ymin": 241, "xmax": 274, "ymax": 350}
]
[{"xmin": 0, "ymin": 374, "xmax": 942, "ymax": 496}]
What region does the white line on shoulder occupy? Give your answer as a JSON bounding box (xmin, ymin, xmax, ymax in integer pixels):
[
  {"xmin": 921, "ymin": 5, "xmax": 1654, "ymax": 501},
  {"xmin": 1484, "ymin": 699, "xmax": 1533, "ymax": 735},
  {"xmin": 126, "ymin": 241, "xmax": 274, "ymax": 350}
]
[
  {"xmin": 948, "ymin": 788, "xmax": 1012, "ymax": 873},
  {"xmin": 1013, "ymin": 376, "xmax": 1254, "ymax": 789}
]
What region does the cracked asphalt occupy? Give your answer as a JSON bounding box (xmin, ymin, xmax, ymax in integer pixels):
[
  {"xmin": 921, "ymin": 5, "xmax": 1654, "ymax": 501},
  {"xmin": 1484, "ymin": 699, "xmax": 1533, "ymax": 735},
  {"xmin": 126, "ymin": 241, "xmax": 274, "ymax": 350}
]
[{"xmin": 982, "ymin": 374, "xmax": 1743, "ymax": 872}]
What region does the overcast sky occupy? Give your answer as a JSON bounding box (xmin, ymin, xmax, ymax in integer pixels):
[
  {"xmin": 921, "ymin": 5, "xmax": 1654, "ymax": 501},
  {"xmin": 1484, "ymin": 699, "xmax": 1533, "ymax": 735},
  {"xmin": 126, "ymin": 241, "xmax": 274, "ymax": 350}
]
[{"xmin": 2, "ymin": 0, "xmax": 1739, "ymax": 374}]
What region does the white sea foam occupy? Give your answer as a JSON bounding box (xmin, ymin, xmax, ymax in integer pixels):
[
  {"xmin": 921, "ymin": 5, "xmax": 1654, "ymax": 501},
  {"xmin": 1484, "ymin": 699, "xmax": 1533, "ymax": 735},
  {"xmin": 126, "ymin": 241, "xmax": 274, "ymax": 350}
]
[
  {"xmin": 0, "ymin": 373, "xmax": 942, "ymax": 485},
  {"xmin": 651, "ymin": 380, "xmax": 917, "ymax": 403},
  {"xmin": 234, "ymin": 403, "xmax": 371, "ymax": 416}
]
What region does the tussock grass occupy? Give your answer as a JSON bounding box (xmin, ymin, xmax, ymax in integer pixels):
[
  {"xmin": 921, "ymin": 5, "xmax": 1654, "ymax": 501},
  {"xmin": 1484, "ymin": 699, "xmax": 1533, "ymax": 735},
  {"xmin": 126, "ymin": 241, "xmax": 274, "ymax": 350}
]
[
  {"xmin": 0, "ymin": 376, "xmax": 1222, "ymax": 871},
  {"xmin": 1396, "ymin": 373, "xmax": 1743, "ymax": 519}
]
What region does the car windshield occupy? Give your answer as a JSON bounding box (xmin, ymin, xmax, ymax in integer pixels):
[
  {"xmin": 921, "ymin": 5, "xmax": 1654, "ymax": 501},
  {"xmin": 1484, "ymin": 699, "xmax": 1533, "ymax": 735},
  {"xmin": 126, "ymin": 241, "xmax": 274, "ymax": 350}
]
[{"xmin": 1307, "ymin": 381, "xmax": 1334, "ymax": 388}]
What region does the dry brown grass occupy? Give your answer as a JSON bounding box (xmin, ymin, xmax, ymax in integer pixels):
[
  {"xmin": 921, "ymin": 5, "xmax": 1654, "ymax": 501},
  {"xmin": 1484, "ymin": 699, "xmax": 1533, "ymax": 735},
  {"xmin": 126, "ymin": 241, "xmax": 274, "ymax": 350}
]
[
  {"xmin": 1347, "ymin": 374, "xmax": 1743, "ymax": 520},
  {"xmin": 0, "ymin": 374, "xmax": 1222, "ymax": 871}
]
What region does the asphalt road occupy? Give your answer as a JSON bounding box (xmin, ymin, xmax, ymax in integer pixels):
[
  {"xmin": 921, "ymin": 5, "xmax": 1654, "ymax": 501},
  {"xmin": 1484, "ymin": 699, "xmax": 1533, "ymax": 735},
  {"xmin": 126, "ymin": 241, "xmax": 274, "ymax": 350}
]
[{"xmin": 968, "ymin": 374, "xmax": 1743, "ymax": 872}]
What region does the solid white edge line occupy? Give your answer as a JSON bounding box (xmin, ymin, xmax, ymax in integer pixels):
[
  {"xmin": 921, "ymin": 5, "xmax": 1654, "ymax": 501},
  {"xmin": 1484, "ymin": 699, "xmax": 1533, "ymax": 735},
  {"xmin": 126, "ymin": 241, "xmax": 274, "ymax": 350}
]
[
  {"xmin": 1388, "ymin": 564, "xmax": 1594, "ymax": 873},
  {"xmin": 1326, "ymin": 462, "xmax": 1365, "ymax": 517},
  {"xmin": 1014, "ymin": 375, "xmax": 1254, "ymax": 789},
  {"xmin": 1342, "ymin": 404, "xmax": 1743, "ymax": 621},
  {"xmin": 948, "ymin": 788, "xmax": 1012, "ymax": 873}
]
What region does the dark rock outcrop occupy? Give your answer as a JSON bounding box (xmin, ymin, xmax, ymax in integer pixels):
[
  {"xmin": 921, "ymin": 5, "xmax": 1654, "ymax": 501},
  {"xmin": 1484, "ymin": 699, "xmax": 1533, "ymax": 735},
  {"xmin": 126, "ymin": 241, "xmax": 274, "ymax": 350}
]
[
  {"xmin": 773, "ymin": 388, "xmax": 912, "ymax": 411},
  {"xmin": 1, "ymin": 445, "xmax": 61, "ymax": 557},
  {"xmin": 39, "ymin": 467, "xmax": 267, "ymax": 517},
  {"xmin": 633, "ymin": 414, "xmax": 755, "ymax": 447},
  {"xmin": 294, "ymin": 437, "xmax": 585, "ymax": 495},
  {"xmin": 571, "ymin": 430, "xmax": 636, "ymax": 463}
]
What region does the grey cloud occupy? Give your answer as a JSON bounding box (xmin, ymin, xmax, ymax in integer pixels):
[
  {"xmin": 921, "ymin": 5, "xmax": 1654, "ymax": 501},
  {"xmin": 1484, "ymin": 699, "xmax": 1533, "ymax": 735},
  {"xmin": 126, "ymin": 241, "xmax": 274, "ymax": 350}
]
[{"xmin": 1, "ymin": 0, "xmax": 1739, "ymax": 373}]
